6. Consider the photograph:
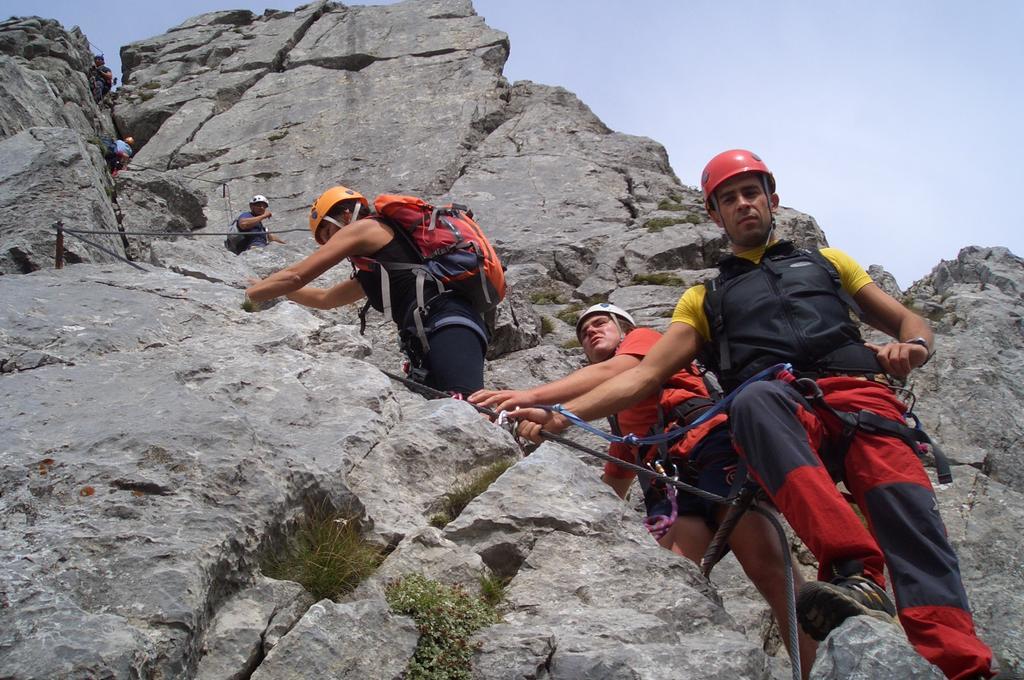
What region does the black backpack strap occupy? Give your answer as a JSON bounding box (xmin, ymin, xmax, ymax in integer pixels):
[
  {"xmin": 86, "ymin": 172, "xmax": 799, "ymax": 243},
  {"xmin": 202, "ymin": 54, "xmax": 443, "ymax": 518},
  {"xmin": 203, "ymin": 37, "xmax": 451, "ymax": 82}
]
[
  {"xmin": 804, "ymin": 249, "xmax": 867, "ymax": 321},
  {"xmin": 695, "ymin": 360, "xmax": 724, "ymax": 402},
  {"xmin": 664, "ymin": 396, "xmax": 715, "ymax": 427},
  {"xmin": 704, "ymin": 277, "xmax": 732, "ymax": 373},
  {"xmin": 358, "ymin": 299, "xmax": 372, "ymax": 335}
]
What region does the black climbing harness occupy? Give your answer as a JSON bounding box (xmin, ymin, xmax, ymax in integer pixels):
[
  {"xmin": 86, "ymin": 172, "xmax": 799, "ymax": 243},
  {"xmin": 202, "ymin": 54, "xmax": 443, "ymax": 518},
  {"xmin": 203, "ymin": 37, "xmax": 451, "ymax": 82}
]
[{"xmin": 787, "ymin": 375, "xmax": 953, "ymax": 485}]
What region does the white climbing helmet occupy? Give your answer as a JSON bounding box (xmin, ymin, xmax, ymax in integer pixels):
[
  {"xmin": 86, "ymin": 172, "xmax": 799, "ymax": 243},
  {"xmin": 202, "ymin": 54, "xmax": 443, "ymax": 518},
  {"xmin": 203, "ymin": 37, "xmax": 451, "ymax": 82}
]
[
  {"xmin": 249, "ymin": 195, "xmax": 269, "ymax": 206},
  {"xmin": 575, "ymin": 303, "xmax": 636, "ymax": 341}
]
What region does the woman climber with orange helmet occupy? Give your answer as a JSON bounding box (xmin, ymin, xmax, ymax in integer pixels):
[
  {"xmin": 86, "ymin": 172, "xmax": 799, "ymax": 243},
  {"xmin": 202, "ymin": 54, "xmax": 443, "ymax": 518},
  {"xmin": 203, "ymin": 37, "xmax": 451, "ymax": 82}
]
[{"xmin": 244, "ymin": 185, "xmax": 488, "ymax": 395}]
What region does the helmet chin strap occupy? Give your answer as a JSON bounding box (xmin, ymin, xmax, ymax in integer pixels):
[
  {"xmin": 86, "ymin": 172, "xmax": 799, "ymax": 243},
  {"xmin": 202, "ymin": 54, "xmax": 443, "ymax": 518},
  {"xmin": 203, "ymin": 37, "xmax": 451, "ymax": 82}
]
[
  {"xmin": 321, "ymin": 202, "xmax": 362, "ymax": 232},
  {"xmin": 759, "ymin": 174, "xmax": 776, "ymax": 250},
  {"xmin": 610, "ymin": 316, "xmax": 626, "ymax": 344}
]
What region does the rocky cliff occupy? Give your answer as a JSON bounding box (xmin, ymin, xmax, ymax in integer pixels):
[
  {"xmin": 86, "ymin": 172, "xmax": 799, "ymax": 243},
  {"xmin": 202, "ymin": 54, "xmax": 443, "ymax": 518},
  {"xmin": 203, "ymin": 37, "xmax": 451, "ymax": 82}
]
[{"xmin": 1, "ymin": 2, "xmax": 1021, "ymax": 679}]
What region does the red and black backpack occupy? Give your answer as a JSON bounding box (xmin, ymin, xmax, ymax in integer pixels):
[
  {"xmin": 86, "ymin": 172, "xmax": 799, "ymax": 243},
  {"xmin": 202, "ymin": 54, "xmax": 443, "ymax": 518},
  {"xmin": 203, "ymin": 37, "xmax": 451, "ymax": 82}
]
[{"xmin": 351, "ymin": 194, "xmax": 506, "ymax": 349}]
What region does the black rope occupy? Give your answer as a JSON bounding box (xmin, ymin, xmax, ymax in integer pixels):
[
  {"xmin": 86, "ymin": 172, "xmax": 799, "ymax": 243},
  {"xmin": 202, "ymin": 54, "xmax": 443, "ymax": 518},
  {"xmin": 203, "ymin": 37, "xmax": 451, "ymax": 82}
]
[
  {"xmin": 60, "ymin": 229, "xmax": 146, "ymax": 271},
  {"xmin": 119, "ymin": 164, "xmax": 291, "ymax": 204},
  {"xmin": 119, "ymin": 163, "xmax": 229, "ymax": 186},
  {"xmin": 379, "ymin": 369, "xmax": 731, "ymax": 505},
  {"xmin": 57, "ymin": 226, "xmax": 309, "ymax": 237},
  {"xmin": 750, "ymin": 502, "xmax": 801, "ymax": 679}
]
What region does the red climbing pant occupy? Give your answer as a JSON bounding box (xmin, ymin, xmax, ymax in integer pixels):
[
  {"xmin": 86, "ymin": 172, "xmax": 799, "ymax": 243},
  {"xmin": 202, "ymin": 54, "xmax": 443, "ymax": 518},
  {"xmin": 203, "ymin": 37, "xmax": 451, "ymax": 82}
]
[{"xmin": 729, "ymin": 377, "xmax": 993, "ymax": 680}]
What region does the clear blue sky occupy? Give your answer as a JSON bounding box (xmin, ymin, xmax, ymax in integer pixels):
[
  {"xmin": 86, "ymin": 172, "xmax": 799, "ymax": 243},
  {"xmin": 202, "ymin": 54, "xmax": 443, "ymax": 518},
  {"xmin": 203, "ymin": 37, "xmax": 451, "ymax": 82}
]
[{"xmin": 6, "ymin": 0, "xmax": 1022, "ymax": 287}]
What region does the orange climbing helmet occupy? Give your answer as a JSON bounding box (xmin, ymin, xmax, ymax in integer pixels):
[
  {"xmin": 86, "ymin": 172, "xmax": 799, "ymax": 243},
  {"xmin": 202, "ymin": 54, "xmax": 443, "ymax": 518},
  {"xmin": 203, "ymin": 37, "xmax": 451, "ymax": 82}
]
[
  {"xmin": 308, "ymin": 185, "xmax": 369, "ymax": 244},
  {"xmin": 700, "ymin": 149, "xmax": 776, "ymax": 211}
]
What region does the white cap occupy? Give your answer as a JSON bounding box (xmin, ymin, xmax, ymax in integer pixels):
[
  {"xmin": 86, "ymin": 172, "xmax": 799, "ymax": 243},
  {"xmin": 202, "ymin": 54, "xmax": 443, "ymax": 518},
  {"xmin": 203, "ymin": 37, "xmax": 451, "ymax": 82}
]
[
  {"xmin": 575, "ymin": 303, "xmax": 636, "ymax": 340},
  {"xmin": 249, "ymin": 194, "xmax": 269, "ymax": 205}
]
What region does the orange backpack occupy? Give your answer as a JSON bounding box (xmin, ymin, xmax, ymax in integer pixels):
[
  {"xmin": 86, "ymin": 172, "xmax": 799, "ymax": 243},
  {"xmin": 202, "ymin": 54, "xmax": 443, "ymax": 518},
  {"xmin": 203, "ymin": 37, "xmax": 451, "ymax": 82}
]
[{"xmin": 352, "ymin": 194, "xmax": 506, "ymax": 349}]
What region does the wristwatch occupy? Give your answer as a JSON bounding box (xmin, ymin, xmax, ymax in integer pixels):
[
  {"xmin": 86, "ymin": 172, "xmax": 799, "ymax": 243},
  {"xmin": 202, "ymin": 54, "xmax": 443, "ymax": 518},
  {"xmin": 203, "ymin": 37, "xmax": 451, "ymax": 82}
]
[
  {"xmin": 904, "ymin": 337, "xmax": 933, "ymax": 365},
  {"xmin": 904, "ymin": 337, "xmax": 929, "ymax": 351}
]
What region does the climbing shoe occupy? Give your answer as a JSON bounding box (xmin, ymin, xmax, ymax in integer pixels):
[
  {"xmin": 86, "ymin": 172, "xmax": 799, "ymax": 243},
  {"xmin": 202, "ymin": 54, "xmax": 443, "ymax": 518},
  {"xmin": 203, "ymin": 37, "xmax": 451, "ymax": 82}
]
[{"xmin": 796, "ymin": 573, "xmax": 897, "ymax": 641}]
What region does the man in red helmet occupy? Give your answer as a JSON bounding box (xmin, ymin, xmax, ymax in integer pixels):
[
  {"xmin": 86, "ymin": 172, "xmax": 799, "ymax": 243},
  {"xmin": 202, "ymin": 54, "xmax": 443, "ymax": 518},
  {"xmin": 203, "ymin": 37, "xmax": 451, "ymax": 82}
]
[{"xmin": 512, "ymin": 151, "xmax": 999, "ymax": 679}]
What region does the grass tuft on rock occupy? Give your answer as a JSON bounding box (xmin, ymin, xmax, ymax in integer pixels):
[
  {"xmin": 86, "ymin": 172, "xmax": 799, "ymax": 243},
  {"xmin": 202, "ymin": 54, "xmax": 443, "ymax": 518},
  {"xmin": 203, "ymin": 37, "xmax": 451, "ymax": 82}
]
[
  {"xmin": 430, "ymin": 458, "xmax": 515, "ymax": 527},
  {"xmin": 529, "ymin": 290, "xmax": 567, "ymax": 305},
  {"xmin": 644, "ymin": 214, "xmax": 702, "ymax": 232},
  {"xmin": 386, "ymin": 574, "xmax": 500, "ymax": 680},
  {"xmin": 644, "ymin": 216, "xmax": 686, "ymax": 232},
  {"xmin": 262, "ymin": 506, "xmax": 383, "ymax": 602},
  {"xmin": 657, "ymin": 198, "xmax": 687, "ymax": 211},
  {"xmin": 478, "ymin": 574, "xmax": 510, "ymax": 608},
  {"xmin": 554, "ymin": 303, "xmax": 586, "ymax": 327},
  {"xmin": 632, "ymin": 272, "xmax": 684, "ymax": 286},
  {"xmin": 539, "ymin": 316, "xmax": 555, "ymax": 336}
]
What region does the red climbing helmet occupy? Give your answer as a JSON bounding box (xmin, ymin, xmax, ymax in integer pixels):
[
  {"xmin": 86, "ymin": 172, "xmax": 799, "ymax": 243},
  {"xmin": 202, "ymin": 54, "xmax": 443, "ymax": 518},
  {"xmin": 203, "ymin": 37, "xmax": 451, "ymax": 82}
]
[{"xmin": 700, "ymin": 149, "xmax": 776, "ymax": 211}]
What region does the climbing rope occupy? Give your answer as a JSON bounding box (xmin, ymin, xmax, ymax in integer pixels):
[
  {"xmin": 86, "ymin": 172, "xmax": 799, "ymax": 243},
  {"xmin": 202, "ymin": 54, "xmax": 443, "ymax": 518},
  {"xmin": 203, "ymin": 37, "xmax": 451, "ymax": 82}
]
[
  {"xmin": 547, "ymin": 362, "xmax": 793, "ymax": 449},
  {"xmin": 52, "ymin": 222, "xmax": 307, "ymax": 272},
  {"xmin": 57, "ymin": 226, "xmax": 309, "ymax": 237}
]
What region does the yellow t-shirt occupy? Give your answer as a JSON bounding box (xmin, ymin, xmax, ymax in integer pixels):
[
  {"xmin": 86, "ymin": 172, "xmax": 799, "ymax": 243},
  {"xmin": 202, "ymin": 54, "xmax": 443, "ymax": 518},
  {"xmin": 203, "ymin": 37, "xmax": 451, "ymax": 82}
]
[{"xmin": 671, "ymin": 244, "xmax": 873, "ymax": 341}]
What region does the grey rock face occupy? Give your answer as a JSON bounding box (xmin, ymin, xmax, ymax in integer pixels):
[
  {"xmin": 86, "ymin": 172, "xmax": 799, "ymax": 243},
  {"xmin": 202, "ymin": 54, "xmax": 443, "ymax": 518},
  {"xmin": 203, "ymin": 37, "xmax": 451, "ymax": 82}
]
[
  {"xmin": 249, "ymin": 597, "xmax": 418, "ymax": 680},
  {"xmin": 0, "ymin": 55, "xmax": 68, "ymax": 134},
  {"xmin": 810, "ymin": 617, "xmax": 945, "ymax": 679},
  {"xmin": 195, "ymin": 577, "xmax": 315, "ymax": 680},
  {"xmin": 0, "ymin": 127, "xmax": 124, "ymax": 274},
  {"xmin": 906, "ymin": 247, "xmax": 1024, "ymax": 487},
  {"xmin": 460, "ymin": 445, "xmax": 771, "ymax": 680},
  {"xmin": 0, "ymin": 16, "xmax": 114, "ymax": 140},
  {"xmin": 936, "ymin": 468, "xmax": 1024, "ymax": 672}
]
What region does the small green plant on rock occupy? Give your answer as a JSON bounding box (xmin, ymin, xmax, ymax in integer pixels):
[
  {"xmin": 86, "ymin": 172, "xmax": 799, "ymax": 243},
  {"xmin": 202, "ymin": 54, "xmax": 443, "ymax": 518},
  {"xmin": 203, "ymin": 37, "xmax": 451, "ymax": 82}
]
[
  {"xmin": 478, "ymin": 573, "xmax": 509, "ymax": 608},
  {"xmin": 555, "ymin": 303, "xmax": 586, "ymax": 327},
  {"xmin": 262, "ymin": 505, "xmax": 383, "ymax": 602},
  {"xmin": 644, "ymin": 217, "xmax": 687, "ymax": 232},
  {"xmin": 561, "ymin": 337, "xmax": 581, "ymax": 350},
  {"xmin": 429, "ymin": 458, "xmax": 515, "ymax": 527},
  {"xmin": 241, "ymin": 298, "xmax": 258, "ymax": 313},
  {"xmin": 386, "ymin": 574, "xmax": 500, "ymax": 680},
  {"xmin": 633, "ymin": 272, "xmax": 684, "ymax": 286},
  {"xmin": 529, "ymin": 290, "xmax": 567, "ymax": 305},
  {"xmin": 657, "ymin": 198, "xmax": 687, "ymax": 211},
  {"xmin": 268, "ymin": 130, "xmax": 289, "ymax": 142},
  {"xmin": 539, "ymin": 316, "xmax": 555, "ymax": 336}
]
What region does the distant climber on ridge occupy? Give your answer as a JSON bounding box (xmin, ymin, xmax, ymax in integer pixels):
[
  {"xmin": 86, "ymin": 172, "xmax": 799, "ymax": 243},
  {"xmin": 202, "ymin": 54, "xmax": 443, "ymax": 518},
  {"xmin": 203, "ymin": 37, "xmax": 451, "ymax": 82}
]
[
  {"xmin": 89, "ymin": 54, "xmax": 114, "ymax": 103},
  {"xmin": 227, "ymin": 195, "xmax": 285, "ymax": 254}
]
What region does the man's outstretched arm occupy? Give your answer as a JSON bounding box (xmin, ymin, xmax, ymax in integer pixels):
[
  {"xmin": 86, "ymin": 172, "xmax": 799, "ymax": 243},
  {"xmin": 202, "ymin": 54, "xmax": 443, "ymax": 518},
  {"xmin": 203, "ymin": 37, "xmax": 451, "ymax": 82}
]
[
  {"xmin": 469, "ymin": 354, "xmax": 640, "ymax": 413},
  {"xmin": 514, "ymin": 322, "xmax": 702, "ymax": 441}
]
